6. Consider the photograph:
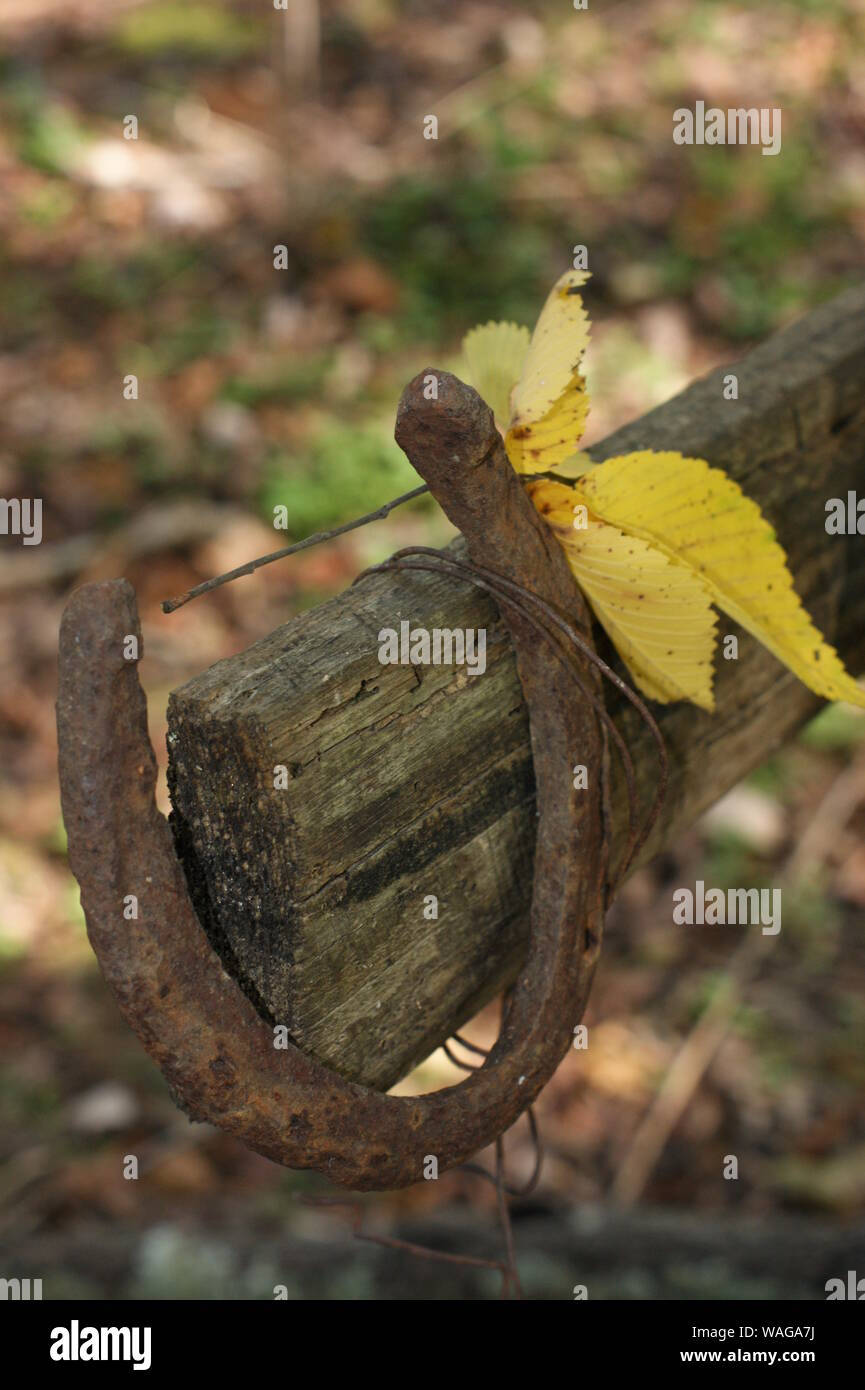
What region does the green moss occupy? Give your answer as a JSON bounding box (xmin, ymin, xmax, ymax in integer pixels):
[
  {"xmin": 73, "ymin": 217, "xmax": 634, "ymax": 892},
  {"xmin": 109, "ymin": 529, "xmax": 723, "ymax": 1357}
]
[
  {"xmin": 221, "ymin": 358, "xmax": 331, "ymax": 409},
  {"xmin": 113, "ymin": 3, "xmax": 262, "ymax": 59},
  {"xmin": 16, "ymin": 102, "xmax": 86, "ymax": 175},
  {"xmin": 799, "ymin": 702, "xmax": 865, "ymax": 752},
  {"xmin": 71, "ymin": 246, "xmax": 199, "ymax": 311},
  {"xmin": 260, "ymin": 419, "xmax": 427, "ymax": 538},
  {"xmin": 362, "ymin": 172, "xmax": 553, "ymax": 339},
  {"xmin": 17, "ymin": 181, "xmax": 77, "ymax": 228}
]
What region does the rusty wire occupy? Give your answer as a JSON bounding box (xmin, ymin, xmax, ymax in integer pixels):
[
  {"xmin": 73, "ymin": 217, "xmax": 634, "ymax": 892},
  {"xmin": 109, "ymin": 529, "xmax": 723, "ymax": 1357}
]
[
  {"xmin": 442, "ymin": 1041, "xmax": 480, "ymax": 1071},
  {"xmin": 452, "ymin": 1031, "xmax": 487, "ymax": 1057},
  {"xmin": 297, "ymin": 1192, "xmax": 520, "ymax": 1295}
]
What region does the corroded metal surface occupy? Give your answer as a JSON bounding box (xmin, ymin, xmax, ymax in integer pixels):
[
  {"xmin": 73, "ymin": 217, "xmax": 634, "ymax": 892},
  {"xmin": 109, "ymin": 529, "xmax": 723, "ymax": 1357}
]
[{"xmin": 56, "ymin": 371, "xmax": 605, "ymax": 1191}]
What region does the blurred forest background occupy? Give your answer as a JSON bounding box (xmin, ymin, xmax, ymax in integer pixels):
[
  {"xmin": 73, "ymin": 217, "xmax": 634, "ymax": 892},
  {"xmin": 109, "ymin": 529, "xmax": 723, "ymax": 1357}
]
[{"xmin": 1, "ymin": 0, "xmax": 864, "ymax": 1299}]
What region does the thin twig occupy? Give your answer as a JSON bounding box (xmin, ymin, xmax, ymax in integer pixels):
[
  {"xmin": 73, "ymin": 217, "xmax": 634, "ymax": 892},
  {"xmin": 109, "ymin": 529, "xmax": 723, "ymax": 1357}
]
[
  {"xmin": 298, "ymin": 1194, "xmax": 511, "ymax": 1283},
  {"xmin": 161, "ymin": 484, "xmax": 429, "ymax": 613},
  {"xmin": 610, "ymin": 931, "xmax": 768, "ymax": 1208},
  {"xmin": 495, "ymin": 1137, "xmax": 522, "ymax": 1299},
  {"xmin": 354, "ymin": 1229, "xmax": 505, "ymax": 1274},
  {"xmin": 785, "ymin": 745, "xmax": 865, "ymax": 881},
  {"xmin": 282, "ymin": 0, "xmax": 321, "ymax": 98}
]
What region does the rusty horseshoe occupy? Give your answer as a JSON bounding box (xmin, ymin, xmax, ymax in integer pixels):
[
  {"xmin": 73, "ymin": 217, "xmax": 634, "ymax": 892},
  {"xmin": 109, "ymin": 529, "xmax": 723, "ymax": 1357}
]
[{"xmin": 57, "ymin": 371, "xmax": 614, "ymax": 1192}]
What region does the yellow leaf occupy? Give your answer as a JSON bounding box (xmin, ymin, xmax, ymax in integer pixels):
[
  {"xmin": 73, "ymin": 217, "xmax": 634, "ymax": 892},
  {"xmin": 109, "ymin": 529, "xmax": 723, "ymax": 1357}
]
[
  {"xmin": 461, "ymin": 273, "xmax": 863, "ymax": 712},
  {"xmin": 504, "ymin": 270, "xmax": 592, "ymax": 474},
  {"xmin": 550, "ymin": 450, "xmax": 595, "ymax": 479},
  {"xmin": 527, "ymin": 480, "xmax": 719, "ymax": 710},
  {"xmin": 461, "ymin": 321, "xmax": 530, "ymax": 430},
  {"xmin": 575, "ymin": 451, "xmax": 865, "ymax": 708},
  {"xmin": 510, "ymin": 271, "xmax": 591, "ymax": 424}
]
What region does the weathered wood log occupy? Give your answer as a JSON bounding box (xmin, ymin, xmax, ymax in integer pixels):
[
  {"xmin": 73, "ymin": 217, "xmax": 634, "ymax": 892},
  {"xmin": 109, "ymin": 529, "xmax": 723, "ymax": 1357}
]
[{"xmin": 167, "ymin": 286, "xmax": 865, "ymax": 1091}]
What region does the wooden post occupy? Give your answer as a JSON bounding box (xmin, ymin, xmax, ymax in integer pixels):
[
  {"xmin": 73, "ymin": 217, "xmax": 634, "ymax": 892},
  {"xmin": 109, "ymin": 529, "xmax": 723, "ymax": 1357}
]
[{"xmin": 167, "ymin": 286, "xmax": 865, "ymax": 1091}]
